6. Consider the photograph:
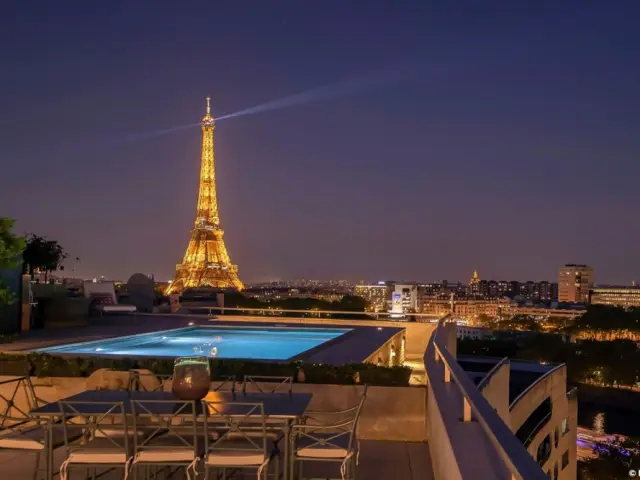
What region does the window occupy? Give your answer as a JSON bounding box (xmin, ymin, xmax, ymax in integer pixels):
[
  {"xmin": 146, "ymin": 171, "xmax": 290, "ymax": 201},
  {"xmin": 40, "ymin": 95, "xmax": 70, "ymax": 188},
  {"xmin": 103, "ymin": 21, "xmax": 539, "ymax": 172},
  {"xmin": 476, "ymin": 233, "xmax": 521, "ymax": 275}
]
[
  {"xmin": 554, "ymin": 463, "xmax": 559, "ymax": 480},
  {"xmin": 562, "ymin": 451, "xmax": 569, "ymax": 469},
  {"xmin": 537, "ymin": 434, "xmax": 552, "ymax": 466},
  {"xmin": 561, "ymin": 418, "xmax": 569, "ymax": 435}
]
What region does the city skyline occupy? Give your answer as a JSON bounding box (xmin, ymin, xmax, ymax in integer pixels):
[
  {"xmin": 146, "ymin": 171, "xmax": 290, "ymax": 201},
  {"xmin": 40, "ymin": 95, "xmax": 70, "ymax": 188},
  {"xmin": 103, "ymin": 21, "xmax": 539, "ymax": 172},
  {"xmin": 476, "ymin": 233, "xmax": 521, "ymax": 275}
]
[{"xmin": 2, "ymin": 2, "xmax": 639, "ymax": 284}]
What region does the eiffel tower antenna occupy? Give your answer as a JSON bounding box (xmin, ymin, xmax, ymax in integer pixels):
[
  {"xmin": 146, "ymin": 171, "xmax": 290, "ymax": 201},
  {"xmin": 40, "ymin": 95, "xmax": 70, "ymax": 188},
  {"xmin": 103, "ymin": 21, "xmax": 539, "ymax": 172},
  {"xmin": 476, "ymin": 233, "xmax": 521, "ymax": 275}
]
[{"xmin": 166, "ymin": 98, "xmax": 244, "ymax": 294}]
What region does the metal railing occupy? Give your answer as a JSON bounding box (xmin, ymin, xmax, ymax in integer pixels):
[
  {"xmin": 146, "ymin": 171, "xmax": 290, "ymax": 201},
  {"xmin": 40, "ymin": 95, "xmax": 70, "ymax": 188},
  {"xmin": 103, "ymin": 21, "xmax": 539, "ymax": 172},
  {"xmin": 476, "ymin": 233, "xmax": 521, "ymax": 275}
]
[
  {"xmin": 524, "ymin": 412, "xmax": 553, "ymax": 448},
  {"xmin": 427, "ymin": 322, "xmax": 547, "ymax": 480},
  {"xmin": 141, "ymin": 307, "xmax": 443, "ymax": 321}
]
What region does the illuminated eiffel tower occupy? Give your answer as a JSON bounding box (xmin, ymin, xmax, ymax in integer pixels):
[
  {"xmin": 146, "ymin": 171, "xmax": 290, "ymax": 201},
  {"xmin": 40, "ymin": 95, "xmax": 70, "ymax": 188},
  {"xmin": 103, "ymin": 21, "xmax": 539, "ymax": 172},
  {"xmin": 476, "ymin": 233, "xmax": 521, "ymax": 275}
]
[{"xmin": 167, "ymin": 97, "xmax": 244, "ymax": 294}]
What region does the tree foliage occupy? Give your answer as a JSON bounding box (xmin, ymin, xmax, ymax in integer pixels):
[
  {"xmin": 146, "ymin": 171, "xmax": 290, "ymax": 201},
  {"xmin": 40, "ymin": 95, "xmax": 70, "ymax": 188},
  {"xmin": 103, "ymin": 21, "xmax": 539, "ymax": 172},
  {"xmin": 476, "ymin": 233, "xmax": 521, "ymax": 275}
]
[
  {"xmin": 220, "ymin": 292, "xmax": 369, "ymax": 318},
  {"xmin": 569, "ymin": 305, "xmax": 640, "ymax": 334},
  {"xmin": 457, "ymin": 334, "xmax": 640, "ymax": 388},
  {"xmin": 477, "ymin": 314, "xmax": 542, "ymax": 332},
  {"xmin": 0, "ymin": 218, "xmax": 26, "ymax": 306},
  {"xmin": 22, "ymin": 234, "xmax": 67, "ymax": 282}
]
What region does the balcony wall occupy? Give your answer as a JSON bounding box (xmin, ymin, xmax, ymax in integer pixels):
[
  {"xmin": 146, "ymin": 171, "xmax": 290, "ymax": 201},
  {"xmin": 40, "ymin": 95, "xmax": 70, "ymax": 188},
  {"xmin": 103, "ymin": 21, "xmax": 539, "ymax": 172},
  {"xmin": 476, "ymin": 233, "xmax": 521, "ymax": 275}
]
[
  {"xmin": 510, "ymin": 366, "xmax": 578, "ymax": 479},
  {"xmin": 479, "ymin": 359, "xmax": 511, "ymax": 428},
  {"xmin": 425, "ymin": 322, "xmax": 551, "ymax": 480}
]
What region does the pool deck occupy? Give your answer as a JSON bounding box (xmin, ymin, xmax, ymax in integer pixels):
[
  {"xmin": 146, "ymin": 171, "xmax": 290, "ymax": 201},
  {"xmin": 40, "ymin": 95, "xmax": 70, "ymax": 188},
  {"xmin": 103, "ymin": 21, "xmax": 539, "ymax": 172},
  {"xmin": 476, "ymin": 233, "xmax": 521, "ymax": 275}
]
[{"xmin": 0, "ymin": 314, "xmax": 405, "ymax": 365}]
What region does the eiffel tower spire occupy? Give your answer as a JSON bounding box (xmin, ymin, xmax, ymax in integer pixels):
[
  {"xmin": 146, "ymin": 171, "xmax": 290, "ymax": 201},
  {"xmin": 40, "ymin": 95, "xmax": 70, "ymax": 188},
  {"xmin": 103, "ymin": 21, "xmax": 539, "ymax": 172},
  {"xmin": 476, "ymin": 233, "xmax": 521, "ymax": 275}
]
[{"xmin": 167, "ymin": 98, "xmax": 243, "ymax": 294}]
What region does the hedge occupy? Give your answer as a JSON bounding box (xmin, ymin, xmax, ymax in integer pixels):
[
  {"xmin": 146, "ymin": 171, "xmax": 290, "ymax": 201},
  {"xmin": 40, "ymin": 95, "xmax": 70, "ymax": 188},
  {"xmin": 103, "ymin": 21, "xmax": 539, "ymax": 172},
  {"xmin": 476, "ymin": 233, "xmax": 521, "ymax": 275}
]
[{"xmin": 0, "ymin": 353, "xmax": 412, "ymax": 387}]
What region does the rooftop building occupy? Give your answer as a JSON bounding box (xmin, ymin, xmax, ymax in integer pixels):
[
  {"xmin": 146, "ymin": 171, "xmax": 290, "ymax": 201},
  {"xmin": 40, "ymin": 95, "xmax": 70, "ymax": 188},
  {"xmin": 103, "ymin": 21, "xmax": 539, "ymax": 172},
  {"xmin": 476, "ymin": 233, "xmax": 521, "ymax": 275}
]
[
  {"xmin": 558, "ymin": 264, "xmax": 593, "ymax": 304},
  {"xmin": 589, "ymin": 285, "xmax": 640, "ymax": 308}
]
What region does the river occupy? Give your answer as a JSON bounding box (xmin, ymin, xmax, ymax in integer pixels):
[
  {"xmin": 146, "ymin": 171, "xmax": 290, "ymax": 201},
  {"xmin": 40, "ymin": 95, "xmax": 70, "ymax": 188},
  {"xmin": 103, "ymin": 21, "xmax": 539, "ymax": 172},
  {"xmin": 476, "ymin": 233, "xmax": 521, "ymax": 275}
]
[{"xmin": 578, "ymin": 400, "xmax": 640, "ymax": 438}]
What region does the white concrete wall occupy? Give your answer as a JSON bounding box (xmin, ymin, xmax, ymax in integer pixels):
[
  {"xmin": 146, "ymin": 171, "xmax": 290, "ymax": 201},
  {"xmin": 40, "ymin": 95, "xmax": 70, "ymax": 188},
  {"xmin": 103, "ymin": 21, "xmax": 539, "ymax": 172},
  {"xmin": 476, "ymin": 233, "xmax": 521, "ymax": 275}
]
[
  {"xmin": 510, "ymin": 366, "xmax": 577, "ymax": 479},
  {"xmin": 480, "ymin": 361, "xmax": 511, "ymax": 428},
  {"xmin": 426, "ymin": 382, "xmax": 463, "ymax": 480}
]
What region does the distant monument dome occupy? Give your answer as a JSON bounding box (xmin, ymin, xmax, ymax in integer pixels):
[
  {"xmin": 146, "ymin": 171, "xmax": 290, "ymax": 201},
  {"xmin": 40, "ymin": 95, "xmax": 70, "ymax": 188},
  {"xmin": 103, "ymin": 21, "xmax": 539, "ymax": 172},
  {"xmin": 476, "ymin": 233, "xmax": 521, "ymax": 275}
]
[{"xmin": 126, "ymin": 273, "xmax": 155, "ymax": 313}]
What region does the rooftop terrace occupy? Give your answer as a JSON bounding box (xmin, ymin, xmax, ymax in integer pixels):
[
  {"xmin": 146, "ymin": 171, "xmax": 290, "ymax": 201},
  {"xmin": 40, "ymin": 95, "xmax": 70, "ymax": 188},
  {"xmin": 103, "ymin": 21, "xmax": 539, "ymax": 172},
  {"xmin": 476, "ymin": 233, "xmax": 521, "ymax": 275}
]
[{"xmin": 0, "ymin": 312, "xmax": 571, "ymax": 479}]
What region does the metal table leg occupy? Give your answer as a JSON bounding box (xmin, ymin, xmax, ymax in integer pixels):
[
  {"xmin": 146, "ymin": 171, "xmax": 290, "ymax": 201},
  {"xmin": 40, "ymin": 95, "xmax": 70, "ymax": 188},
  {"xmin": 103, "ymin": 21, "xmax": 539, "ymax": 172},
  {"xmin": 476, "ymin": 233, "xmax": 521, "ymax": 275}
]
[
  {"xmin": 282, "ymin": 420, "xmax": 290, "ymax": 480},
  {"xmin": 46, "ymin": 420, "xmax": 53, "ymax": 480}
]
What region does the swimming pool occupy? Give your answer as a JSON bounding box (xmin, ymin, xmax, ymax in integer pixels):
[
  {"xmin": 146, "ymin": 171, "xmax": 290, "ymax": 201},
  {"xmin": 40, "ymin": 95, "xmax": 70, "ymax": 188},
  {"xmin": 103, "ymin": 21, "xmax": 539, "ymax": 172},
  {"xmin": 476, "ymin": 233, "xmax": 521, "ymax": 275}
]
[{"xmin": 35, "ymin": 326, "xmax": 351, "ymax": 360}]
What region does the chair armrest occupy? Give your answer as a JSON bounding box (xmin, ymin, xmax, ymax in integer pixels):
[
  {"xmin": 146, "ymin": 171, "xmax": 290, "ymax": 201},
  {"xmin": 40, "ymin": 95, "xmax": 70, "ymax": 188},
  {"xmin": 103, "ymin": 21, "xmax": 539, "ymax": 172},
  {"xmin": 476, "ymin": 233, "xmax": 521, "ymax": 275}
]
[
  {"xmin": 300, "ymin": 405, "xmax": 360, "ymax": 425},
  {"xmin": 304, "ymin": 405, "xmax": 359, "ymax": 416},
  {"xmin": 292, "ymin": 419, "xmax": 355, "ymax": 432}
]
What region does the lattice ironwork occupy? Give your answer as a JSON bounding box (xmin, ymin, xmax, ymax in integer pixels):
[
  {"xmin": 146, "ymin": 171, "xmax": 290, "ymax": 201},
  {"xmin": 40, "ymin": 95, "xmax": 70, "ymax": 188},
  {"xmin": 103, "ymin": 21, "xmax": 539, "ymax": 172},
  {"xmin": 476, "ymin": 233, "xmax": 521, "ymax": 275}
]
[{"xmin": 167, "ymin": 98, "xmax": 244, "ymax": 294}]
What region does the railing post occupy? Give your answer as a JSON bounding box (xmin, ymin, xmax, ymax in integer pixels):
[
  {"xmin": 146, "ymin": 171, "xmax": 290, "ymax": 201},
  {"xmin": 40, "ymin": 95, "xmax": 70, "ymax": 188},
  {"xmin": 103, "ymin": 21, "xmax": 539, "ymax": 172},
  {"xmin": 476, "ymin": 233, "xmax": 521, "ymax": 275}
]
[{"xmin": 463, "ymin": 397, "xmax": 472, "ymax": 422}]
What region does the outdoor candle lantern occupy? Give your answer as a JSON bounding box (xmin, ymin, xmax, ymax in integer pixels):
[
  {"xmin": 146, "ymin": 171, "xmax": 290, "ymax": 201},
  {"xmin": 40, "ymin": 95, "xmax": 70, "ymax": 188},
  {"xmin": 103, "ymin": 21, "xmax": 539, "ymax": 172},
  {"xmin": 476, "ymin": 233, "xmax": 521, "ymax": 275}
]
[{"xmin": 172, "ymin": 356, "xmax": 211, "ymax": 400}]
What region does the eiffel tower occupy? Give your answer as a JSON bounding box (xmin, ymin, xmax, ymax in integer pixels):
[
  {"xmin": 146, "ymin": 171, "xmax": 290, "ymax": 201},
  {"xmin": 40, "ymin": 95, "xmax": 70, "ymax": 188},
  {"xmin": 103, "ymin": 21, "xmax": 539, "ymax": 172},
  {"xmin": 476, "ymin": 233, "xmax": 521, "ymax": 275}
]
[{"xmin": 167, "ymin": 97, "xmax": 244, "ymax": 294}]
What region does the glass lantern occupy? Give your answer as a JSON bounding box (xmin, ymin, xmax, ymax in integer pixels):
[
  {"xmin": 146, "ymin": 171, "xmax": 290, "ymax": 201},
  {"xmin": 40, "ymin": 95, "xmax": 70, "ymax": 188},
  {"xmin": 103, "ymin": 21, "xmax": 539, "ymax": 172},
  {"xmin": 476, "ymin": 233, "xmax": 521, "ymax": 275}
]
[{"xmin": 172, "ymin": 356, "xmax": 211, "ymax": 400}]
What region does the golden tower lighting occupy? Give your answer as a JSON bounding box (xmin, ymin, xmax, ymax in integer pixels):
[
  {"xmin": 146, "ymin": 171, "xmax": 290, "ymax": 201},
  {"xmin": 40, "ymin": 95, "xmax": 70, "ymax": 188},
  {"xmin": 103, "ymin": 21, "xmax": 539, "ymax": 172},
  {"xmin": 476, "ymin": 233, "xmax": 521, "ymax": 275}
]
[{"xmin": 167, "ymin": 97, "xmax": 244, "ymax": 294}]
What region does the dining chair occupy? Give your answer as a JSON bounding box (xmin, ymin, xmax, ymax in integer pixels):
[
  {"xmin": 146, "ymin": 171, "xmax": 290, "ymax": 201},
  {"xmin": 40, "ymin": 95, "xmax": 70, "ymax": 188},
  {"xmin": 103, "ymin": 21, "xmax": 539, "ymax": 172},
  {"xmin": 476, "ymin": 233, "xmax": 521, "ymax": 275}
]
[
  {"xmin": 242, "ymin": 375, "xmax": 293, "ymax": 394},
  {"xmin": 0, "ymin": 376, "xmax": 82, "ymax": 480},
  {"xmin": 130, "ymin": 399, "xmax": 201, "ymax": 480},
  {"xmin": 211, "ymin": 375, "xmax": 237, "ymax": 393},
  {"xmin": 202, "ymin": 400, "xmax": 272, "ymax": 479},
  {"xmin": 127, "ymin": 371, "xmax": 173, "ymax": 393},
  {"xmin": 58, "ymin": 400, "xmax": 131, "ymax": 480},
  {"xmin": 290, "ymin": 385, "xmax": 368, "ymax": 480}
]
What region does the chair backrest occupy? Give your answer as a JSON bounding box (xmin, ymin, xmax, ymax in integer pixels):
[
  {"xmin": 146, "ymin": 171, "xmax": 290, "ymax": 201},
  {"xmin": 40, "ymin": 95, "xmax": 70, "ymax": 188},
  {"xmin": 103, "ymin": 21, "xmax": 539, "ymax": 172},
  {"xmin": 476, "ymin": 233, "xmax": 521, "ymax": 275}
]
[
  {"xmin": 295, "ymin": 384, "xmax": 368, "ymax": 454},
  {"xmin": 353, "ymin": 384, "xmax": 368, "ymax": 427},
  {"xmin": 130, "ymin": 399, "xmax": 198, "ymax": 456},
  {"xmin": 0, "ymin": 376, "xmax": 39, "ymax": 430},
  {"xmin": 58, "ymin": 401, "xmax": 128, "ymax": 451},
  {"xmin": 242, "ymin": 375, "xmax": 293, "ymax": 394},
  {"xmin": 202, "ymin": 401, "xmax": 267, "ymax": 459},
  {"xmin": 211, "ymin": 375, "xmax": 236, "ymax": 393},
  {"xmin": 127, "ymin": 371, "xmax": 172, "ymax": 392}
]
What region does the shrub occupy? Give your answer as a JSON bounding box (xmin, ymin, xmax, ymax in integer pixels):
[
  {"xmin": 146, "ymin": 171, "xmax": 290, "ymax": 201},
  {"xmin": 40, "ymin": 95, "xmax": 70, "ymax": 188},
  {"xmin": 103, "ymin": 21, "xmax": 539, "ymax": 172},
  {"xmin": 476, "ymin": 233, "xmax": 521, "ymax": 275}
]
[{"xmin": 0, "ymin": 353, "xmax": 412, "ymax": 387}]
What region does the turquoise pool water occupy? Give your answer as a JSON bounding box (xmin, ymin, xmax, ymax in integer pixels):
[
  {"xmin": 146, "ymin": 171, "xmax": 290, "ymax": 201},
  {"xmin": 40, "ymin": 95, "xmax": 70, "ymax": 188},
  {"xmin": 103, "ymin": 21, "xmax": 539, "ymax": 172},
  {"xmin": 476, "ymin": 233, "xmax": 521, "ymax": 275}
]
[{"xmin": 36, "ymin": 326, "xmax": 351, "ymax": 360}]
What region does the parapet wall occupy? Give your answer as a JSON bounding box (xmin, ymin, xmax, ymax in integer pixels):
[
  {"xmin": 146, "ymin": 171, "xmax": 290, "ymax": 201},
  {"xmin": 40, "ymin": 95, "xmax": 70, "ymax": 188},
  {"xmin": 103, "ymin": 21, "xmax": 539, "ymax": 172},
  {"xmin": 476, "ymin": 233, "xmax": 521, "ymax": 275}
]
[{"xmin": 509, "ymin": 366, "xmax": 577, "ymax": 480}]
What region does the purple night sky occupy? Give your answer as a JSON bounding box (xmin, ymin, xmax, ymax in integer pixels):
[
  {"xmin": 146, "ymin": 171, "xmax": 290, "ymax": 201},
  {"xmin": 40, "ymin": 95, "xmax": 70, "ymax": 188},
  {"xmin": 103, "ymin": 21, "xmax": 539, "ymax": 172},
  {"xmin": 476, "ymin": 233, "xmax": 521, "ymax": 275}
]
[{"xmin": 1, "ymin": 1, "xmax": 639, "ymax": 284}]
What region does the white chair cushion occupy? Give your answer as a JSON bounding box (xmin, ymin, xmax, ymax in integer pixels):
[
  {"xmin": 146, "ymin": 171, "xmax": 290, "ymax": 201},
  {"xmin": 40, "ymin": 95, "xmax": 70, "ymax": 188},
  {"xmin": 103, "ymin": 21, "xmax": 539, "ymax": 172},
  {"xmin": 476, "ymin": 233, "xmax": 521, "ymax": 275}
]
[
  {"xmin": 135, "ymin": 449, "xmax": 196, "ymax": 462},
  {"xmin": 0, "ymin": 427, "xmax": 44, "ymax": 451},
  {"xmin": 66, "ymin": 438, "xmax": 129, "ymax": 464},
  {"xmin": 206, "ymin": 450, "xmax": 267, "ymax": 466},
  {"xmin": 134, "ymin": 436, "xmax": 198, "ymax": 463},
  {"xmin": 226, "ymin": 430, "xmax": 280, "ymax": 441},
  {"xmin": 0, "ymin": 425, "xmax": 83, "ymax": 451},
  {"xmin": 93, "ymin": 428, "xmax": 144, "ymax": 438},
  {"xmin": 68, "ymin": 449, "xmax": 128, "ymax": 464},
  {"xmin": 295, "ymin": 433, "xmax": 351, "ymax": 459},
  {"xmin": 101, "ymin": 305, "xmax": 136, "ymax": 312}
]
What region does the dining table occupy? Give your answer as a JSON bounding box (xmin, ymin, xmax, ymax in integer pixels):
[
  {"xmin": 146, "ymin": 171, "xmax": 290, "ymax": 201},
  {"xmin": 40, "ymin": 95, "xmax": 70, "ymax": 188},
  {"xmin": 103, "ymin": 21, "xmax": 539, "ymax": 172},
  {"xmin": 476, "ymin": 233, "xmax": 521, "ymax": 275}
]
[{"xmin": 30, "ymin": 389, "xmax": 314, "ymax": 480}]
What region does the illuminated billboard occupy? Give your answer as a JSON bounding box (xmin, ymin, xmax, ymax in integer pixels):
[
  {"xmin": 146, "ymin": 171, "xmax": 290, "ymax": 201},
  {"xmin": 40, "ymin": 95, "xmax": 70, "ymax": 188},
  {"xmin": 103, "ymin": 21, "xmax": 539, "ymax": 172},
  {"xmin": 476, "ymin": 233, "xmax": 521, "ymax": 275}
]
[{"xmin": 391, "ymin": 292, "xmax": 402, "ymax": 314}]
